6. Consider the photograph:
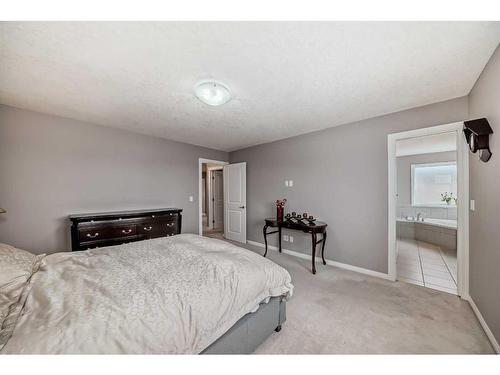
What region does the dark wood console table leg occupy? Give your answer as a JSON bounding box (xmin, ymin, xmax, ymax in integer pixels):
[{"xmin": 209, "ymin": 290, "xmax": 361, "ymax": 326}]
[
  {"xmin": 263, "ymin": 224, "xmax": 269, "ymax": 257},
  {"xmin": 263, "ymin": 222, "xmax": 280, "ymax": 258},
  {"xmin": 311, "ymin": 232, "xmax": 317, "ymax": 274},
  {"xmin": 278, "ymin": 226, "xmax": 282, "ymax": 253},
  {"xmin": 321, "ymin": 232, "xmax": 327, "ymax": 265}
]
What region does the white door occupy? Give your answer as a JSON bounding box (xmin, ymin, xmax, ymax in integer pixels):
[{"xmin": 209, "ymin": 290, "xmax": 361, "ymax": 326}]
[
  {"xmin": 224, "ymin": 162, "xmax": 246, "ymax": 243},
  {"xmin": 212, "ymin": 170, "xmax": 224, "ymax": 230}
]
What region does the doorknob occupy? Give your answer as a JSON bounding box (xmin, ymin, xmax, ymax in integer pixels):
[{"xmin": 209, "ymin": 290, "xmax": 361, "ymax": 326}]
[{"xmin": 239, "ymin": 206, "xmax": 245, "ymax": 209}]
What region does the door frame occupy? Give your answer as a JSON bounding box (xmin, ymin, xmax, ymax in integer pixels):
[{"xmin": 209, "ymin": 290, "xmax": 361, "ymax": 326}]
[
  {"xmin": 198, "ymin": 158, "xmax": 228, "ymax": 235},
  {"xmin": 387, "ymin": 121, "xmax": 470, "ymax": 298}
]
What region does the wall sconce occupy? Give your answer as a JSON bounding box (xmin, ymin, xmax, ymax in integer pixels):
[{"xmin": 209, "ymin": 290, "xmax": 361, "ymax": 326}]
[{"xmin": 463, "ymin": 118, "xmax": 493, "ymax": 162}]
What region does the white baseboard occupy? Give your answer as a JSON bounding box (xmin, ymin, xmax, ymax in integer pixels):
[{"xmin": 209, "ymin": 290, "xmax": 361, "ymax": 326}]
[
  {"xmin": 465, "ymin": 295, "xmax": 500, "ymax": 354},
  {"xmin": 246, "ymin": 240, "xmax": 392, "ymax": 281}
]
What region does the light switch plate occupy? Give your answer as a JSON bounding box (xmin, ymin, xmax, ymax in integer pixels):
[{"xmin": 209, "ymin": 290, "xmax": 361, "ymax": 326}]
[
  {"xmin": 470, "ymin": 199, "xmax": 475, "ymax": 211},
  {"xmin": 289, "ymin": 180, "xmax": 294, "ymax": 187},
  {"xmin": 283, "ymin": 235, "xmax": 289, "ymax": 241},
  {"xmin": 189, "ymin": 195, "xmax": 194, "ymax": 202},
  {"xmin": 285, "ymin": 180, "xmax": 289, "ymax": 187},
  {"xmin": 289, "ymin": 236, "xmax": 294, "ymax": 243}
]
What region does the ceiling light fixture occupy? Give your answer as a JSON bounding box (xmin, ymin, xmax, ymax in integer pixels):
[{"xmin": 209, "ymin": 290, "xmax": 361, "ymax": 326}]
[{"xmin": 194, "ymin": 80, "xmax": 231, "ymax": 106}]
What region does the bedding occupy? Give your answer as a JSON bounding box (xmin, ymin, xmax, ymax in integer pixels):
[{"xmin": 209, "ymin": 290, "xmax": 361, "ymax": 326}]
[
  {"xmin": 1, "ymin": 234, "xmax": 293, "ymax": 354},
  {"xmin": 0, "ymin": 243, "xmax": 44, "ymax": 350}
]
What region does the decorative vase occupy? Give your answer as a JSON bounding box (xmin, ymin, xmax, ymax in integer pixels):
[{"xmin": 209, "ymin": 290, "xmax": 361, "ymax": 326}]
[{"xmin": 277, "ymin": 206, "xmax": 284, "ymax": 222}]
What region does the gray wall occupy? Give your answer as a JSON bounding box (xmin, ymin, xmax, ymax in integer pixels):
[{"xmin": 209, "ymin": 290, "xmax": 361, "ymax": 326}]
[
  {"xmin": 0, "ymin": 105, "xmax": 228, "ymax": 254},
  {"xmin": 397, "ymin": 151, "xmax": 457, "ymax": 221},
  {"xmin": 468, "ymin": 45, "xmax": 500, "ymax": 345},
  {"xmin": 230, "ymin": 97, "xmax": 468, "ymax": 274}
]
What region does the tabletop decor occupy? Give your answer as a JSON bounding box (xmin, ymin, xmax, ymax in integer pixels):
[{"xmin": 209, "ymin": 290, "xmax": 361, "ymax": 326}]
[
  {"xmin": 276, "ymin": 199, "xmax": 287, "ymax": 222},
  {"xmin": 285, "ymin": 211, "xmax": 316, "ymax": 225}
]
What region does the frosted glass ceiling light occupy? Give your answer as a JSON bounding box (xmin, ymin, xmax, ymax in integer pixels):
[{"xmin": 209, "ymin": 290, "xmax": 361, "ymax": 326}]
[{"xmin": 194, "ymin": 80, "xmax": 231, "ymax": 106}]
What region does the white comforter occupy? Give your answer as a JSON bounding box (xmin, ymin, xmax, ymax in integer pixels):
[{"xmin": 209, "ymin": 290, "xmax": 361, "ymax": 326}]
[{"xmin": 2, "ymin": 234, "xmax": 293, "ymax": 354}]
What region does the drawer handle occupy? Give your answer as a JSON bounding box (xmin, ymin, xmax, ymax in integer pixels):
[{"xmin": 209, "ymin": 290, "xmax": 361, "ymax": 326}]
[
  {"xmin": 121, "ymin": 229, "xmax": 133, "ymax": 234},
  {"xmin": 86, "ymin": 232, "xmax": 99, "ymax": 238},
  {"xmin": 144, "ymin": 226, "xmax": 153, "ymax": 231}
]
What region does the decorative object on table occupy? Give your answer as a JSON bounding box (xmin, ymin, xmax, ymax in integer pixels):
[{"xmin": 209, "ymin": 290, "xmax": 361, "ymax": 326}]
[
  {"xmin": 291, "ymin": 212, "xmax": 296, "ymax": 217},
  {"xmin": 275, "ymin": 199, "xmax": 287, "ymax": 222},
  {"xmin": 0, "ymin": 208, "xmax": 6, "ymax": 214},
  {"xmin": 440, "ymin": 192, "xmax": 456, "ymax": 205},
  {"xmin": 307, "ymin": 216, "xmax": 316, "ymax": 224},
  {"xmin": 285, "ymin": 213, "xmax": 291, "ymax": 219}
]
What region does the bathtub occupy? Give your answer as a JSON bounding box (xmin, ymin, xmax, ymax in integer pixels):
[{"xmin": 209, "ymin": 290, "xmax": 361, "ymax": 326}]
[
  {"xmin": 397, "ymin": 217, "xmax": 457, "ymax": 230},
  {"xmin": 397, "ymin": 217, "xmax": 457, "ymax": 250}
]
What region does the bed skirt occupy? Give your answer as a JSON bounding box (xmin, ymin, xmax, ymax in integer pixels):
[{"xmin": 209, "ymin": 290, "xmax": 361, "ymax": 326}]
[{"xmin": 201, "ymin": 296, "xmax": 286, "ymax": 354}]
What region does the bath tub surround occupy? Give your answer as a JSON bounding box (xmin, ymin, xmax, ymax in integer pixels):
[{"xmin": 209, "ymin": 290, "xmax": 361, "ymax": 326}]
[
  {"xmin": 397, "ymin": 217, "xmax": 457, "ymax": 251},
  {"xmin": 398, "ymin": 217, "xmax": 457, "ymax": 230},
  {"xmin": 396, "ymin": 204, "xmax": 457, "ymax": 221}
]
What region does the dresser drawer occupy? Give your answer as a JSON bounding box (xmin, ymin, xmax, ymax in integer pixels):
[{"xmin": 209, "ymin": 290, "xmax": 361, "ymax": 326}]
[
  {"xmin": 137, "ymin": 222, "xmax": 161, "ymax": 237},
  {"xmin": 162, "ymin": 221, "xmax": 178, "ymax": 237},
  {"xmin": 78, "ymin": 227, "xmax": 112, "ymax": 242},
  {"xmin": 110, "ymin": 225, "xmax": 137, "ymax": 237},
  {"xmin": 157, "ymin": 213, "xmax": 178, "ymax": 222},
  {"xmin": 140, "ymin": 221, "xmax": 178, "ymax": 239}
]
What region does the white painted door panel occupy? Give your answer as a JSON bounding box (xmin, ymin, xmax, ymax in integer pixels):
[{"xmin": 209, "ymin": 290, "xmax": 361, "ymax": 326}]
[{"xmin": 224, "ymin": 162, "xmax": 246, "ymax": 243}]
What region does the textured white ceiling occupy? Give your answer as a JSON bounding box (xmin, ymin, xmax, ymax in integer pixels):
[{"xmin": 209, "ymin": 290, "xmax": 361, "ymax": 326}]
[
  {"xmin": 1, "ymin": 22, "xmax": 499, "ymax": 151},
  {"xmin": 396, "ymin": 132, "xmax": 457, "ymax": 157}
]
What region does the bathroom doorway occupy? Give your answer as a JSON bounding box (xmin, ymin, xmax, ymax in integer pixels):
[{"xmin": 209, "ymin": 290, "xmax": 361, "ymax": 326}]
[
  {"xmin": 199, "ymin": 159, "xmax": 228, "ymax": 240},
  {"xmin": 388, "ymin": 122, "xmax": 469, "ymax": 297}
]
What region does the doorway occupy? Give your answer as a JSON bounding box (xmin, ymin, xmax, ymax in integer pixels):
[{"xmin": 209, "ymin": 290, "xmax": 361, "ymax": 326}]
[
  {"xmin": 388, "ymin": 122, "xmax": 469, "ymax": 297},
  {"xmin": 198, "ymin": 159, "xmax": 247, "ymax": 244},
  {"xmin": 199, "ymin": 159, "xmax": 227, "ymax": 240}
]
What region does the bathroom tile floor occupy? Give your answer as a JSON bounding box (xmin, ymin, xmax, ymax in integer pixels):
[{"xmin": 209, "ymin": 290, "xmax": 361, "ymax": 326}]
[{"xmin": 397, "ymin": 238, "xmax": 457, "ymax": 295}]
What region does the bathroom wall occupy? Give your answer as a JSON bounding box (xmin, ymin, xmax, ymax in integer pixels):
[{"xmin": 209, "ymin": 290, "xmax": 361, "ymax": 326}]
[{"xmin": 396, "ymin": 151, "xmax": 457, "ymax": 221}]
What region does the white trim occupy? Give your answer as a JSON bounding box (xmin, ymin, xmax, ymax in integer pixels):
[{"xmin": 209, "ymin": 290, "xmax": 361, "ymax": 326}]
[
  {"xmin": 456, "ymin": 124, "xmax": 470, "ymax": 299},
  {"xmin": 465, "ymin": 295, "xmax": 500, "ymax": 353},
  {"xmin": 246, "ymin": 240, "xmax": 392, "ymax": 281},
  {"xmin": 207, "ymin": 169, "xmax": 213, "ymax": 229},
  {"xmin": 198, "ymin": 158, "xmax": 228, "ymax": 236},
  {"xmin": 387, "ymin": 121, "xmax": 470, "ymax": 297}
]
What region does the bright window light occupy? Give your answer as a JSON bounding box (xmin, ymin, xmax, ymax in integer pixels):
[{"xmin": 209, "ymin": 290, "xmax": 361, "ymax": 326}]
[{"xmin": 411, "ymin": 162, "xmax": 457, "ymax": 206}]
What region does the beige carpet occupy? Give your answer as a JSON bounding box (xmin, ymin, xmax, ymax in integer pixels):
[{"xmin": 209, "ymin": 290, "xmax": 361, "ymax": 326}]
[{"xmin": 230, "ymin": 240, "xmax": 493, "ymax": 354}]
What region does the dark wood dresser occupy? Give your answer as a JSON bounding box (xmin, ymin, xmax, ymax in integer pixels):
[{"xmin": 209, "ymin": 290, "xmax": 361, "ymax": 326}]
[{"xmin": 69, "ymin": 208, "xmax": 182, "ymax": 251}]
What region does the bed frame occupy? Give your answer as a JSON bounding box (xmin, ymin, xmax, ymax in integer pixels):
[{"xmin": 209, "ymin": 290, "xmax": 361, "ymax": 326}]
[{"xmin": 201, "ymin": 296, "xmax": 286, "ymax": 354}]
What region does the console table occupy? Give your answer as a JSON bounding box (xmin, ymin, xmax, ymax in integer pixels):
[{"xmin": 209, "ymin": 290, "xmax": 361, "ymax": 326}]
[{"xmin": 263, "ymin": 218, "xmax": 327, "ymax": 274}]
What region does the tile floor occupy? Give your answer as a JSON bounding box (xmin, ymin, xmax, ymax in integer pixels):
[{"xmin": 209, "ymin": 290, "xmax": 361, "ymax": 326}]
[{"xmin": 397, "ymin": 238, "xmax": 457, "ymax": 295}]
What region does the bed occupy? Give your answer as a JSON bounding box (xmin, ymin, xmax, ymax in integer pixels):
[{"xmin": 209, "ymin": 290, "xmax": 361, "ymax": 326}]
[{"xmin": 0, "ymin": 234, "xmax": 293, "ymax": 354}]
